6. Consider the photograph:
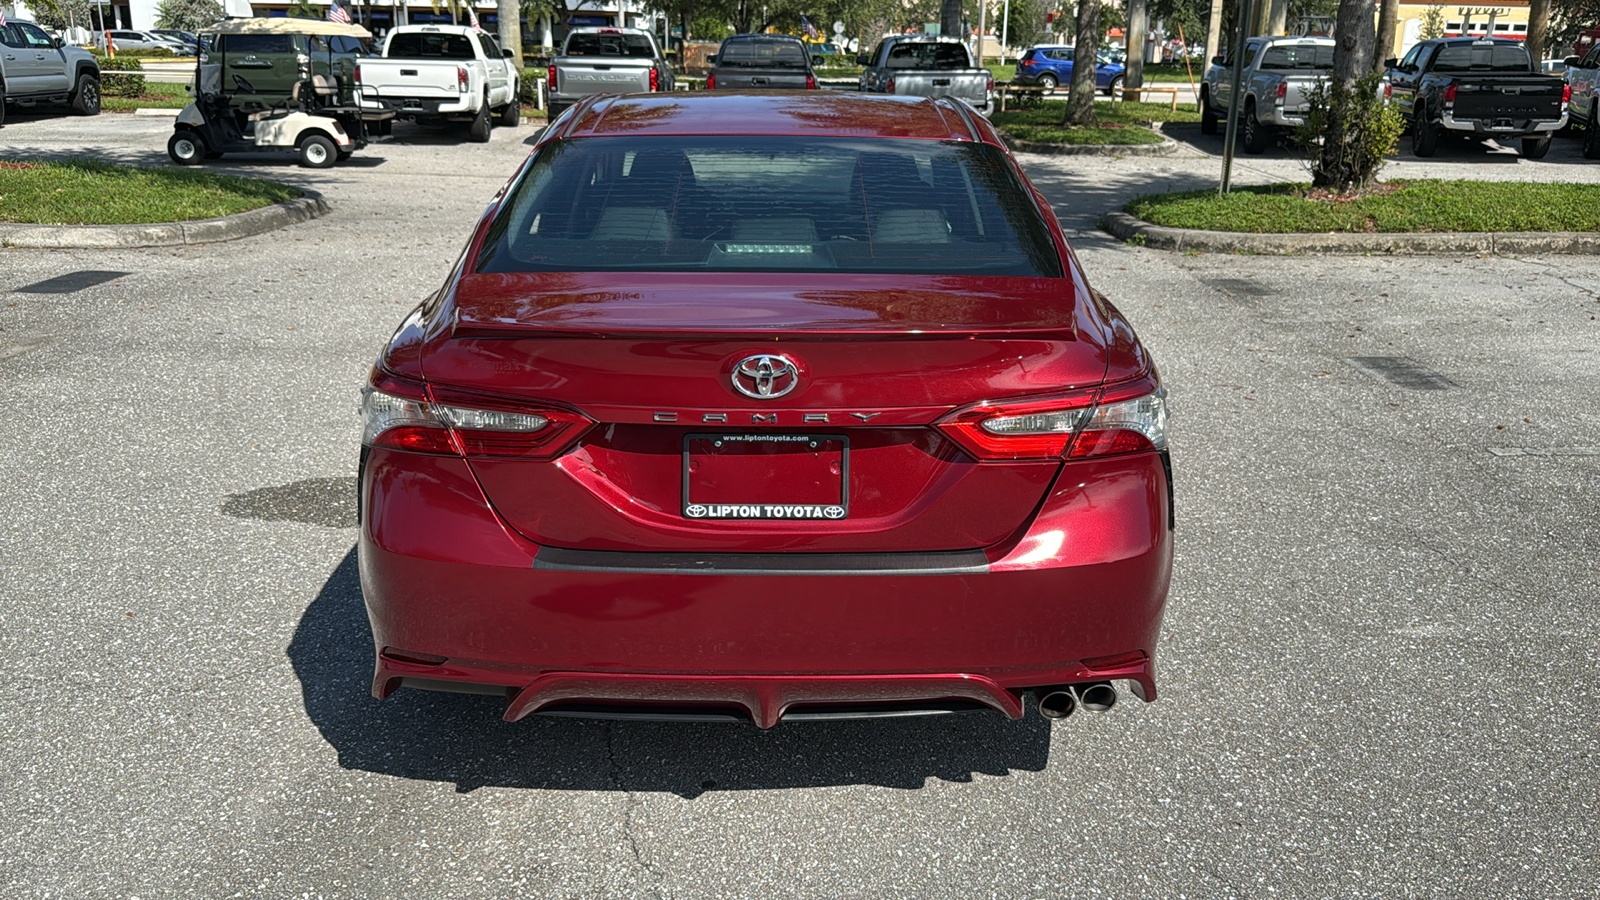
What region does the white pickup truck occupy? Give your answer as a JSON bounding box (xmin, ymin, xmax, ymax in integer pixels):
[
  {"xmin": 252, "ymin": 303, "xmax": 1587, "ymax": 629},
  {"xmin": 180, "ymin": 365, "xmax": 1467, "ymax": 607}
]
[{"xmin": 356, "ymin": 24, "xmax": 519, "ymax": 141}]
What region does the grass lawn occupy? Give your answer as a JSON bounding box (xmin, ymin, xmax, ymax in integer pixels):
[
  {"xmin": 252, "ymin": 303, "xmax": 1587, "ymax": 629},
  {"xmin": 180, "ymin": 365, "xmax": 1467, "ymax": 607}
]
[
  {"xmin": 991, "ymin": 98, "xmax": 1200, "ymax": 145},
  {"xmin": 1126, "ymin": 180, "xmax": 1600, "ymax": 233},
  {"xmin": 102, "ymin": 82, "xmax": 191, "ymax": 112},
  {"xmin": 0, "ymin": 159, "xmax": 301, "ymax": 225}
]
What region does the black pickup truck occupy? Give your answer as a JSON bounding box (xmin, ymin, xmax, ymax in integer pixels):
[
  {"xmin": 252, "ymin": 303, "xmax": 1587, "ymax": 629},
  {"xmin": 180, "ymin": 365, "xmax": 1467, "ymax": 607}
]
[
  {"xmin": 705, "ymin": 34, "xmax": 817, "ymax": 91},
  {"xmin": 1385, "ymin": 37, "xmax": 1569, "ymax": 158}
]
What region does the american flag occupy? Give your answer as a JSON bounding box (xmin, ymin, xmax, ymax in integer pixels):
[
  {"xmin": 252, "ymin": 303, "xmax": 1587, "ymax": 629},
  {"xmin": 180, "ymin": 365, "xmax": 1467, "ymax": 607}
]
[
  {"xmin": 800, "ymin": 15, "xmax": 820, "ymax": 41},
  {"xmin": 328, "ymin": 0, "xmax": 351, "ymax": 24},
  {"xmin": 0, "ymin": 7, "xmax": 8, "ymax": 26},
  {"xmin": 465, "ymin": 4, "xmax": 484, "ymax": 32}
]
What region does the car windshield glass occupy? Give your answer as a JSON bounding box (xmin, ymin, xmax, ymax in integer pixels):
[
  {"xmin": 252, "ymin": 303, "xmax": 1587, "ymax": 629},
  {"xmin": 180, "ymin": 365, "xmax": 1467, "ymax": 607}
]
[
  {"xmin": 388, "ymin": 32, "xmax": 475, "ymax": 59},
  {"xmin": 1259, "ymin": 44, "xmax": 1334, "ymax": 69},
  {"xmin": 476, "ymin": 136, "xmax": 1063, "ymax": 277},
  {"xmin": 1431, "ymin": 43, "xmax": 1532, "ymax": 72},
  {"xmin": 718, "ymin": 40, "xmax": 807, "ymax": 67},
  {"xmin": 566, "ymin": 33, "xmax": 655, "ymax": 57},
  {"xmin": 885, "ymin": 42, "xmax": 970, "ymax": 69}
]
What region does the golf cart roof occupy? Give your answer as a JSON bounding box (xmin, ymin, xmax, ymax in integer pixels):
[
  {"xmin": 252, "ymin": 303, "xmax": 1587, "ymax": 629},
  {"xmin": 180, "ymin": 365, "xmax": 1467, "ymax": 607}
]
[{"xmin": 202, "ymin": 17, "xmax": 372, "ymax": 38}]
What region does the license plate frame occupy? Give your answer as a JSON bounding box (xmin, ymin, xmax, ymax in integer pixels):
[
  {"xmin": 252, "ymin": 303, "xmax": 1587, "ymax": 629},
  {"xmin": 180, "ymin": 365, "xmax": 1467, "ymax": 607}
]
[{"xmin": 682, "ymin": 433, "xmax": 849, "ymax": 521}]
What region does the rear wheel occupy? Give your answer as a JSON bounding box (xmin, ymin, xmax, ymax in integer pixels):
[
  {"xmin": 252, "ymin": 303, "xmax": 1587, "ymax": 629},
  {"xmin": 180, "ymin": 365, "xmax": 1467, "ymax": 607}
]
[
  {"xmin": 1240, "ymin": 100, "xmax": 1271, "ymax": 153},
  {"xmin": 1520, "ymin": 136, "xmax": 1552, "ymax": 159},
  {"xmin": 468, "ymin": 95, "xmax": 491, "ymax": 142},
  {"xmin": 167, "ymin": 130, "xmax": 204, "ymax": 165},
  {"xmin": 1200, "ymin": 90, "xmax": 1218, "ymax": 134},
  {"xmin": 498, "ymin": 87, "xmax": 521, "ymax": 127},
  {"xmin": 1036, "ymin": 72, "xmax": 1058, "ymax": 94},
  {"xmin": 1585, "ymin": 114, "xmax": 1600, "ymax": 160},
  {"xmin": 72, "ymin": 74, "xmax": 101, "ymax": 116},
  {"xmin": 1411, "ymin": 108, "xmax": 1438, "ymax": 157},
  {"xmin": 298, "ymin": 133, "xmax": 337, "ymax": 168}
]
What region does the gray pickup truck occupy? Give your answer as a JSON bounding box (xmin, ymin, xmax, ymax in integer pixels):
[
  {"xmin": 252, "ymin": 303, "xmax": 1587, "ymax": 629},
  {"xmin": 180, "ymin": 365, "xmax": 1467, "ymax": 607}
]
[
  {"xmin": 857, "ymin": 35, "xmax": 993, "ymax": 116},
  {"xmin": 0, "ymin": 18, "xmax": 101, "ymax": 125},
  {"xmin": 547, "ymin": 27, "xmax": 674, "ymax": 120},
  {"xmin": 1200, "ymin": 36, "xmax": 1335, "ymax": 153},
  {"xmin": 706, "ymin": 34, "xmax": 816, "ymax": 91}
]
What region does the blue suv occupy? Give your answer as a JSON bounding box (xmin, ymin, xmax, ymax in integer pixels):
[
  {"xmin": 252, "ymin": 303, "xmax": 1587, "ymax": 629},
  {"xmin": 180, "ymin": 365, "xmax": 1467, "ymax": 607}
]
[{"xmin": 1014, "ymin": 45, "xmax": 1125, "ymax": 95}]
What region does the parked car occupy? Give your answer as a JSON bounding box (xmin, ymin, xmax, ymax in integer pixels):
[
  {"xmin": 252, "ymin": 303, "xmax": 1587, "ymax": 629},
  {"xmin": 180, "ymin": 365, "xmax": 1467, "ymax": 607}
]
[
  {"xmin": 1563, "ymin": 43, "xmax": 1600, "ymax": 158},
  {"xmin": 151, "ymin": 29, "xmax": 200, "ymax": 54},
  {"xmin": 1013, "ymin": 44, "xmax": 1126, "ymax": 96},
  {"xmin": 1200, "ymin": 35, "xmax": 1335, "ymax": 152},
  {"xmin": 546, "ymin": 27, "xmax": 674, "ymax": 121},
  {"xmin": 706, "ymin": 34, "xmax": 817, "ymax": 90},
  {"xmin": 357, "ymin": 91, "xmax": 1172, "ymax": 728},
  {"xmin": 1384, "ymin": 37, "xmax": 1569, "ymax": 159},
  {"xmin": 101, "ymin": 30, "xmax": 188, "ymax": 53},
  {"xmin": 0, "ymin": 17, "xmax": 101, "ymax": 125},
  {"xmin": 857, "ymin": 35, "xmax": 994, "ymax": 116},
  {"xmin": 355, "ymin": 24, "xmax": 519, "ymax": 141}
]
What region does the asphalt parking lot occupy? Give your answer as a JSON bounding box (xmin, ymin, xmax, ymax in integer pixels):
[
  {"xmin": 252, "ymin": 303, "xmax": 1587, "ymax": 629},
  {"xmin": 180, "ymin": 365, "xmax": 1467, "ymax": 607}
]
[{"xmin": 2, "ymin": 112, "xmax": 1597, "ymax": 898}]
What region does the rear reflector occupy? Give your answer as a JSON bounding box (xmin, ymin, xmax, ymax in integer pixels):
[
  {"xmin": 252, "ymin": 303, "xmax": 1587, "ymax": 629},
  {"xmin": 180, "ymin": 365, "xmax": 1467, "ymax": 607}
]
[
  {"xmin": 361, "ymin": 371, "xmax": 594, "ymax": 459},
  {"xmin": 935, "ymin": 379, "xmax": 1169, "ymax": 461}
]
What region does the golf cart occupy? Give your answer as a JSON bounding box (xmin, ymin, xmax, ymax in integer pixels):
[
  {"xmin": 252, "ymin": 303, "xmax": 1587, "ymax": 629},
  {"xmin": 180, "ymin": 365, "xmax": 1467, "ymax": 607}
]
[{"xmin": 167, "ymin": 18, "xmax": 394, "ymax": 168}]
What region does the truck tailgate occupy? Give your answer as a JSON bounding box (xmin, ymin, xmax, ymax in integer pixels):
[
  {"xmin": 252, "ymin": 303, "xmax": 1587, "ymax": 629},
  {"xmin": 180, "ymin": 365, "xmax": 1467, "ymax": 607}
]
[
  {"xmin": 555, "ymin": 60, "xmax": 653, "ymax": 95},
  {"xmin": 360, "ymin": 59, "xmax": 462, "ymax": 99},
  {"xmin": 1282, "ymin": 76, "xmax": 1328, "ymax": 111},
  {"xmin": 1454, "ymin": 79, "xmax": 1566, "ymax": 120},
  {"xmin": 712, "ymin": 69, "xmax": 810, "ymax": 89},
  {"xmin": 892, "ymin": 71, "xmax": 989, "ymax": 105}
]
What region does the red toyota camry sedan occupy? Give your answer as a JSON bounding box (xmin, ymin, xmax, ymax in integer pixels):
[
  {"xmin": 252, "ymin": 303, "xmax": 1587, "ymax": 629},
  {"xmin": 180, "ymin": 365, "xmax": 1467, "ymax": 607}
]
[{"xmin": 358, "ymin": 92, "xmax": 1171, "ymax": 728}]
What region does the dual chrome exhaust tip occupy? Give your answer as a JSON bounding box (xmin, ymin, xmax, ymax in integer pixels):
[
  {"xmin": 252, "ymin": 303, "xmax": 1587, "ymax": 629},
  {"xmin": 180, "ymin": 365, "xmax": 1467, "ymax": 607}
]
[{"xmin": 1036, "ymin": 681, "xmax": 1118, "ymax": 719}]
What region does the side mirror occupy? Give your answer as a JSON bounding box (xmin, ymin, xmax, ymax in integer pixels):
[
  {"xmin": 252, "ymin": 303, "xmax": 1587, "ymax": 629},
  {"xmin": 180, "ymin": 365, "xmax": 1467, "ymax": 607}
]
[
  {"xmin": 856, "ymin": 55, "xmax": 870, "ymax": 65},
  {"xmin": 1383, "ymin": 57, "xmax": 1398, "ymax": 69},
  {"xmin": 1211, "ymin": 54, "xmax": 1225, "ymax": 65},
  {"xmin": 705, "ymin": 53, "xmax": 717, "ymax": 65},
  {"xmin": 502, "ymin": 48, "xmax": 514, "ymax": 58},
  {"xmin": 53, "ymin": 37, "xmax": 65, "ymax": 48}
]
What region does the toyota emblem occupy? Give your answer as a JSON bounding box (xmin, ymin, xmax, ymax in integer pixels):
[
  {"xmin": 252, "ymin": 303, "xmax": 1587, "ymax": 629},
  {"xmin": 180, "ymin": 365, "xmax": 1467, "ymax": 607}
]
[{"xmin": 731, "ymin": 354, "xmax": 800, "ymax": 400}]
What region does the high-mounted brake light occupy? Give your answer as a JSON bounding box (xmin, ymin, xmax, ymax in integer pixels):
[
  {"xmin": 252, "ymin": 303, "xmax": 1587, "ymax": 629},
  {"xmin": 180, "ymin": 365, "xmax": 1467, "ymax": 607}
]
[
  {"xmin": 935, "ymin": 380, "xmax": 1169, "ymax": 462},
  {"xmin": 361, "ymin": 372, "xmax": 594, "ymax": 460}
]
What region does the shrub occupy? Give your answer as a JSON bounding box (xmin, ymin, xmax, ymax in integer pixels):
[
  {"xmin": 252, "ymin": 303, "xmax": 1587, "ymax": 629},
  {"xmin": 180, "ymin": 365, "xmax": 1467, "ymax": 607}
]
[
  {"xmin": 94, "ymin": 55, "xmax": 147, "ymax": 96},
  {"xmin": 1294, "ymin": 72, "xmax": 1404, "ymax": 193}
]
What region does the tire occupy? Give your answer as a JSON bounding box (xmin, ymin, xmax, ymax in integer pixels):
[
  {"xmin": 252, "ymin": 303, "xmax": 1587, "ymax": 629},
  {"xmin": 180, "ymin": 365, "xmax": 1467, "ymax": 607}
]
[
  {"xmin": 72, "ymin": 74, "xmax": 101, "ymax": 116},
  {"xmin": 468, "ymin": 95, "xmax": 491, "ymax": 142},
  {"xmin": 1106, "ymin": 74, "xmax": 1123, "ymax": 99},
  {"xmin": 1520, "ymin": 136, "xmax": 1551, "ymax": 159},
  {"xmin": 1036, "ymin": 72, "xmax": 1058, "ymax": 94},
  {"xmin": 1240, "ymin": 100, "xmax": 1271, "ymax": 153},
  {"xmin": 1200, "ymin": 90, "xmax": 1218, "ymax": 134},
  {"xmin": 498, "ymin": 87, "xmax": 521, "ymax": 127},
  {"xmin": 1584, "ymin": 113, "xmax": 1600, "ymax": 160},
  {"xmin": 1411, "ymin": 107, "xmax": 1438, "ymax": 157},
  {"xmin": 298, "ymin": 133, "xmax": 337, "ymax": 168},
  {"xmin": 167, "ymin": 130, "xmax": 204, "ymax": 165}
]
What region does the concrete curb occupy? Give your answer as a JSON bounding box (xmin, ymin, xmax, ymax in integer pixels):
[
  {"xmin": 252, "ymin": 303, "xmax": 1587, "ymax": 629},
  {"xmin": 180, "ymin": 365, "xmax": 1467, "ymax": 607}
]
[
  {"xmin": 0, "ymin": 189, "xmax": 329, "ymax": 250},
  {"xmin": 1099, "ymin": 210, "xmax": 1600, "ymax": 255},
  {"xmin": 998, "ymin": 128, "xmax": 1179, "ymax": 157}
]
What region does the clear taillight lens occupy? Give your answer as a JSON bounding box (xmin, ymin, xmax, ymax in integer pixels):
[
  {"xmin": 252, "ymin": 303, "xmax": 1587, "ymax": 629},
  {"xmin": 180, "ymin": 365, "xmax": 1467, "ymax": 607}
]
[
  {"xmin": 1069, "ymin": 386, "xmax": 1169, "ymax": 458},
  {"xmin": 360, "ymin": 372, "xmax": 593, "ymax": 459}
]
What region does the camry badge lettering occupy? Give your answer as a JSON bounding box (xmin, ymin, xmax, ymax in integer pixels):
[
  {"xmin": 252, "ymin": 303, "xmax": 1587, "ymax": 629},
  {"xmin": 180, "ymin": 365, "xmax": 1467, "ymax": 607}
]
[
  {"xmin": 803, "ymin": 413, "xmax": 829, "ymax": 423},
  {"xmin": 703, "ymin": 413, "xmax": 727, "ymax": 423},
  {"xmin": 731, "ymin": 354, "xmax": 800, "ymax": 399},
  {"xmin": 851, "ymin": 412, "xmax": 881, "ymax": 422}
]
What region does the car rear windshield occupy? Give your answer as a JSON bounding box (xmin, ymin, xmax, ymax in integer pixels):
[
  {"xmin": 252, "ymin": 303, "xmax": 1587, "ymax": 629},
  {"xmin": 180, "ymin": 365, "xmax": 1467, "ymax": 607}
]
[
  {"xmin": 475, "ymin": 136, "xmax": 1063, "ymax": 278},
  {"xmin": 1259, "ymin": 44, "xmax": 1334, "ymax": 69},
  {"xmin": 388, "ymin": 32, "xmax": 475, "ymax": 60},
  {"xmin": 886, "ymin": 42, "xmax": 971, "ymax": 69},
  {"xmin": 566, "ymin": 32, "xmax": 655, "ymax": 58},
  {"xmin": 1431, "ymin": 42, "xmax": 1532, "ymax": 72},
  {"xmin": 718, "ymin": 39, "xmax": 808, "ymax": 67}
]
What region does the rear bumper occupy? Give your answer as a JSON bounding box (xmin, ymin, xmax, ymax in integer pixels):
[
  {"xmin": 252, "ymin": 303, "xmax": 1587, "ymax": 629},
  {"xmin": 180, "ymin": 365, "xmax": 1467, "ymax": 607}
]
[
  {"xmin": 1439, "ymin": 110, "xmax": 1567, "ymax": 134},
  {"xmin": 359, "ymin": 448, "xmax": 1172, "ymax": 726},
  {"xmin": 360, "ymin": 94, "xmax": 474, "ymax": 117}
]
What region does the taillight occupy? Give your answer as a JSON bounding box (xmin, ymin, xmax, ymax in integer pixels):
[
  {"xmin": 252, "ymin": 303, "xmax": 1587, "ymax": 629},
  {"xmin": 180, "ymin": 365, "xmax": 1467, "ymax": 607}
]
[
  {"xmin": 547, "ymin": 63, "xmax": 556, "ymax": 91},
  {"xmin": 986, "ymin": 74, "xmax": 995, "ymax": 93},
  {"xmin": 1384, "ymin": 81, "xmax": 1392, "ymax": 99},
  {"xmin": 353, "ymin": 64, "xmax": 361, "ymax": 85},
  {"xmin": 806, "ymin": 74, "xmax": 817, "ymax": 89},
  {"xmin": 1444, "ymin": 83, "xmax": 1457, "ymax": 105},
  {"xmin": 934, "ymin": 380, "xmax": 1169, "ymax": 461},
  {"xmin": 361, "ymin": 372, "xmax": 594, "ymax": 460},
  {"xmin": 886, "ymin": 76, "xmax": 896, "ymax": 92},
  {"xmin": 457, "ymin": 66, "xmax": 469, "ymax": 93},
  {"xmin": 706, "ymin": 73, "xmax": 716, "ymax": 90},
  {"xmin": 649, "ymin": 67, "xmax": 660, "ymax": 91},
  {"xmin": 1563, "ymin": 83, "xmax": 1572, "ymax": 103},
  {"xmin": 1275, "ymin": 82, "xmax": 1286, "ymax": 99}
]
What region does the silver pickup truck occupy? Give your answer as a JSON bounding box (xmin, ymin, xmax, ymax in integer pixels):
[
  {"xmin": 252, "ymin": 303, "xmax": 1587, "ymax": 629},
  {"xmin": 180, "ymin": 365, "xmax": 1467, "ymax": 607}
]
[
  {"xmin": 1200, "ymin": 36, "xmax": 1335, "ymax": 153},
  {"xmin": 857, "ymin": 35, "xmax": 994, "ymax": 117},
  {"xmin": 547, "ymin": 27, "xmax": 674, "ymax": 120},
  {"xmin": 0, "ymin": 18, "xmax": 102, "ymax": 124}
]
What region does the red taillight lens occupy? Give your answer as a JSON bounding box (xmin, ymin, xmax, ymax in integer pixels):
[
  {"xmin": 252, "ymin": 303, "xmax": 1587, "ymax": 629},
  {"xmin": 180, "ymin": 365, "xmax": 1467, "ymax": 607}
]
[
  {"xmin": 935, "ymin": 380, "xmax": 1169, "ymax": 462},
  {"xmin": 986, "ymin": 74, "xmax": 995, "ymax": 93},
  {"xmin": 353, "ymin": 64, "xmax": 361, "ymax": 84},
  {"xmin": 886, "ymin": 76, "xmax": 896, "ymax": 92},
  {"xmin": 1275, "ymin": 82, "xmax": 1286, "ymax": 99},
  {"xmin": 806, "ymin": 74, "xmax": 817, "ymax": 89},
  {"xmin": 361, "ymin": 373, "xmax": 595, "ymax": 460},
  {"xmin": 547, "ymin": 64, "xmax": 556, "ymax": 91},
  {"xmin": 1563, "ymin": 84, "xmax": 1572, "ymax": 103},
  {"xmin": 706, "ymin": 73, "xmax": 716, "ymax": 90},
  {"xmin": 1444, "ymin": 83, "xmax": 1457, "ymax": 104},
  {"xmin": 1384, "ymin": 82, "xmax": 1392, "ymax": 99},
  {"xmin": 649, "ymin": 67, "xmax": 660, "ymax": 91},
  {"xmin": 457, "ymin": 66, "xmax": 469, "ymax": 92}
]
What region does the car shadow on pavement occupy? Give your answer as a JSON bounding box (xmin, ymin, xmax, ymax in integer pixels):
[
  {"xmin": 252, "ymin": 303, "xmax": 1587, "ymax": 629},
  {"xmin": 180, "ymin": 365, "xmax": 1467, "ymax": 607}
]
[{"xmin": 289, "ymin": 548, "xmax": 1054, "ymax": 797}]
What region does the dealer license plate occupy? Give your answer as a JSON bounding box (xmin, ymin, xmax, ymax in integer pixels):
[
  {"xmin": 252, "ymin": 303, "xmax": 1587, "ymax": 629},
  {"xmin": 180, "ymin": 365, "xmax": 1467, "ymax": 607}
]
[{"xmin": 682, "ymin": 433, "xmax": 847, "ymax": 520}]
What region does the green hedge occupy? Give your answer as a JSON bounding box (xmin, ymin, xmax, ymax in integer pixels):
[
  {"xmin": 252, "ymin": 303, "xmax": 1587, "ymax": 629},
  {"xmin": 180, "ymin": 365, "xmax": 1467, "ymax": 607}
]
[{"xmin": 94, "ymin": 55, "xmax": 147, "ymax": 96}]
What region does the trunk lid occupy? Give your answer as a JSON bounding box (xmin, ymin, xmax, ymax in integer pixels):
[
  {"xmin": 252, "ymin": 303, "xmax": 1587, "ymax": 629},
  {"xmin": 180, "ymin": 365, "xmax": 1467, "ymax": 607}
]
[{"xmin": 426, "ymin": 272, "xmax": 1108, "ymax": 554}]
